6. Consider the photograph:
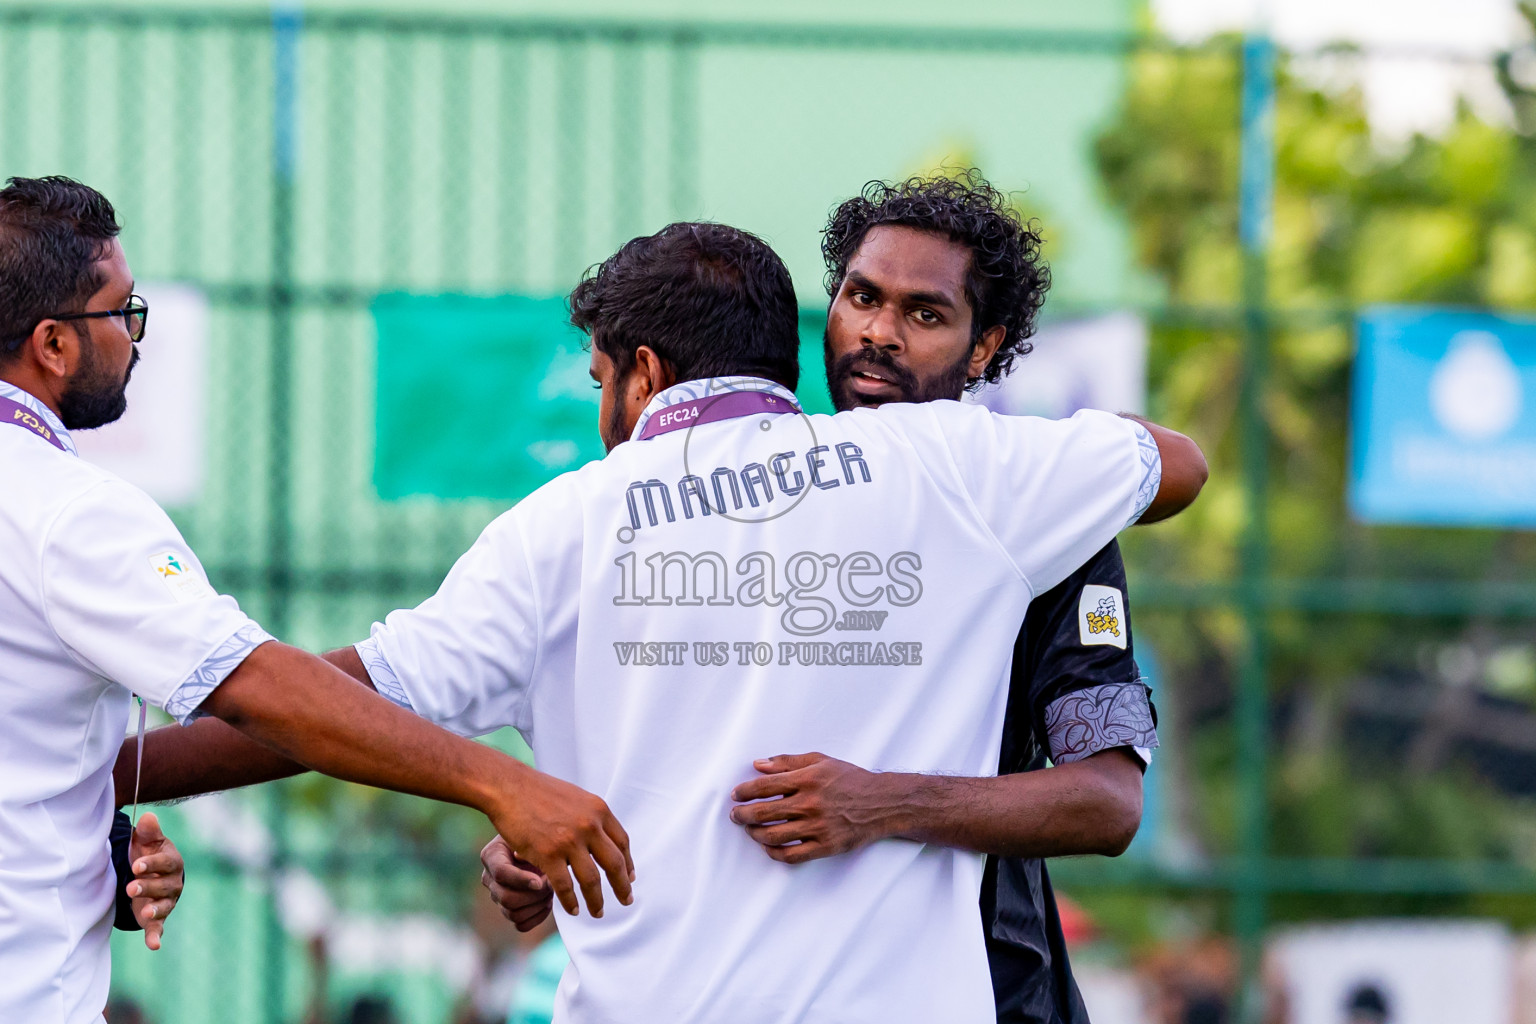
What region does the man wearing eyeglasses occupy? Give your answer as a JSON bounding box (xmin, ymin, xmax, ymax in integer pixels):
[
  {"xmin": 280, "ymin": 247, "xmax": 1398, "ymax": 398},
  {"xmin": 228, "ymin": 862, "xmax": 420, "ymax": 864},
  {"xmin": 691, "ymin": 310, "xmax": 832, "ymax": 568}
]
[{"xmin": 0, "ymin": 176, "xmax": 634, "ymax": 1024}]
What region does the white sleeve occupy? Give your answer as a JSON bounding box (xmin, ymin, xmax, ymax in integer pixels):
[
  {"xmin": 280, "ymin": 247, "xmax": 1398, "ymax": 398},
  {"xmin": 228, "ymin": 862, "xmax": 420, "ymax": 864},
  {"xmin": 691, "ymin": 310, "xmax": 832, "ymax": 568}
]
[
  {"xmin": 936, "ymin": 406, "xmax": 1160, "ymax": 596},
  {"xmin": 356, "ymin": 510, "xmax": 541, "ymax": 738},
  {"xmin": 41, "ymin": 480, "xmax": 273, "ymax": 724}
]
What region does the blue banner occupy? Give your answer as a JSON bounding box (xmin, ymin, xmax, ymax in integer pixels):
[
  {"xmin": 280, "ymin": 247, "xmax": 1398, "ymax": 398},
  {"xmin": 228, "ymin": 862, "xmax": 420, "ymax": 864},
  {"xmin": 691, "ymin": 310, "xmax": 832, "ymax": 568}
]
[{"xmin": 1352, "ymin": 307, "xmax": 1536, "ymax": 527}]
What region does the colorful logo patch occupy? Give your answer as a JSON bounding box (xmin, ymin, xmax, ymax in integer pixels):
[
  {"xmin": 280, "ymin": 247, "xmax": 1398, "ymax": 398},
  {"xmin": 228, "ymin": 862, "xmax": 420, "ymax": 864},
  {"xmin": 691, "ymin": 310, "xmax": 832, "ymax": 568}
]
[
  {"xmin": 1077, "ymin": 584, "xmax": 1128, "ymax": 649},
  {"xmin": 149, "ymin": 551, "xmax": 214, "ymax": 604}
]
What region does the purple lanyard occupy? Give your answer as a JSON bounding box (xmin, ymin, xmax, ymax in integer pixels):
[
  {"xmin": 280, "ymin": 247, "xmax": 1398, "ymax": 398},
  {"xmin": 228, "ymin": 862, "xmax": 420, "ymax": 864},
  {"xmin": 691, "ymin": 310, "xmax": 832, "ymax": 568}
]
[
  {"xmin": 0, "ymin": 395, "xmax": 67, "ymax": 452},
  {"xmin": 637, "ymin": 390, "xmax": 794, "ymax": 440}
]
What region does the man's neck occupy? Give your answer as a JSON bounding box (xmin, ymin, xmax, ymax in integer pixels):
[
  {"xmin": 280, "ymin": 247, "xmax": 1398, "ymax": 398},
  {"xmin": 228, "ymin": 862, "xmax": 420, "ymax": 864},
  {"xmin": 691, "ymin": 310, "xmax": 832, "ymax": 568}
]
[{"xmin": 0, "ymin": 370, "xmax": 63, "ymax": 419}]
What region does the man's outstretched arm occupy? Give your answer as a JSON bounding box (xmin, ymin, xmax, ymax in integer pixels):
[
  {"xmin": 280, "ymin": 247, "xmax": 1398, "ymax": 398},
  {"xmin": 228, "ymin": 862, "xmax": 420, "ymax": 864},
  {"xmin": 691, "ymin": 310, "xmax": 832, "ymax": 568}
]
[
  {"xmin": 113, "ymin": 647, "xmax": 368, "ymax": 807},
  {"xmin": 122, "ymin": 642, "xmax": 633, "ymax": 918}
]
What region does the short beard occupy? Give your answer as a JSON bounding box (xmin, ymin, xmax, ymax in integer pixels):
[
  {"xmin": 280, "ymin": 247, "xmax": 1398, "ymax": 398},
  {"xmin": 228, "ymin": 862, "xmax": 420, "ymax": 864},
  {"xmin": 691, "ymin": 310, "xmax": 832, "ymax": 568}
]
[
  {"xmin": 823, "ymin": 330, "xmax": 973, "ymax": 412},
  {"xmin": 602, "ymin": 396, "xmax": 628, "ymax": 453},
  {"xmin": 57, "ymin": 325, "xmax": 135, "ymax": 430}
]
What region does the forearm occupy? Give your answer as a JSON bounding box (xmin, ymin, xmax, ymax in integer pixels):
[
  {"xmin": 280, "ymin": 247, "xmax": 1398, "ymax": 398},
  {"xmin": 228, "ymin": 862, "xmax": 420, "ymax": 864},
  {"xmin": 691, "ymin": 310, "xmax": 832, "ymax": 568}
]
[
  {"xmin": 198, "ymin": 642, "xmax": 633, "ymax": 920},
  {"xmin": 113, "ymin": 645, "xmax": 377, "ymax": 806},
  {"xmin": 882, "ymin": 749, "xmax": 1144, "ymax": 858},
  {"xmin": 115, "ymin": 718, "xmax": 304, "ymax": 807},
  {"xmin": 200, "ymin": 641, "xmax": 520, "ymax": 815}
]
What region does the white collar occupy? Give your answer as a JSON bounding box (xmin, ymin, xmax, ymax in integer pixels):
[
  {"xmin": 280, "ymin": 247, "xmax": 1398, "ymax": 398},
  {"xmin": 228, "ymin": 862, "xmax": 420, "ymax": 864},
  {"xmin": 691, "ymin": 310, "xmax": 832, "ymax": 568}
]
[
  {"xmin": 0, "ymin": 379, "xmax": 76, "ymax": 455},
  {"xmin": 629, "ymin": 375, "xmax": 802, "ymax": 442}
]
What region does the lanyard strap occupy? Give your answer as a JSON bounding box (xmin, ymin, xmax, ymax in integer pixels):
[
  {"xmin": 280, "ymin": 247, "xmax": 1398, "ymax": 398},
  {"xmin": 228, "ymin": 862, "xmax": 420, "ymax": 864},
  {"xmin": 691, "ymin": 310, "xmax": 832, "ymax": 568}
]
[
  {"xmin": 130, "ymin": 696, "xmax": 147, "ymax": 823},
  {"xmin": 0, "ymin": 395, "xmax": 67, "ymax": 452},
  {"xmin": 637, "ymin": 390, "xmax": 794, "ymax": 441}
]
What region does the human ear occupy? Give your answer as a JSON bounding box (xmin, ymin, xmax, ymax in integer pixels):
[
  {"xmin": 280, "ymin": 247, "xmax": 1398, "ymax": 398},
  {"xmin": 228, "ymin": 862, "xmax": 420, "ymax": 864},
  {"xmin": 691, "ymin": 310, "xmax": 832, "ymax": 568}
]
[
  {"xmin": 27, "ymin": 320, "xmax": 73, "ymax": 379},
  {"xmin": 968, "ymin": 325, "xmax": 1006, "ymax": 380},
  {"xmin": 632, "ymin": 346, "xmax": 677, "ymax": 405}
]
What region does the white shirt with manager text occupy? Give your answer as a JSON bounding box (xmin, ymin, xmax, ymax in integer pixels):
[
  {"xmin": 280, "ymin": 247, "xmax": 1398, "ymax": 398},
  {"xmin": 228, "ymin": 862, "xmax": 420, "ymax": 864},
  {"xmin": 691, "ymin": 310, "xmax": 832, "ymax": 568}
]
[{"xmin": 357, "ymin": 377, "xmax": 1160, "ymax": 1024}]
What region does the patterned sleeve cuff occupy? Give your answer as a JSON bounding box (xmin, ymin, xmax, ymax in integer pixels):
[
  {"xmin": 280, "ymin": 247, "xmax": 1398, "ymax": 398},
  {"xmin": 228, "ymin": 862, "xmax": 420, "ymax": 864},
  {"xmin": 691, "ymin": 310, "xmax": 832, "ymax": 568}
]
[
  {"xmin": 354, "ymin": 637, "xmax": 415, "ymax": 712},
  {"xmin": 1129, "ymin": 421, "xmax": 1162, "ymax": 526},
  {"xmin": 163, "ymin": 622, "xmax": 276, "ymax": 725},
  {"xmin": 1044, "ymin": 681, "xmax": 1159, "ymax": 766}
]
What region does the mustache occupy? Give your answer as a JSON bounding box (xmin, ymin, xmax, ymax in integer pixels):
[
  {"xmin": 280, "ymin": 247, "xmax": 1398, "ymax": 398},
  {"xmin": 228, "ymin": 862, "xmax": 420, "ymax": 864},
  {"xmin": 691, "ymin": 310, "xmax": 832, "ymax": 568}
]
[{"xmin": 827, "ymin": 347, "xmax": 921, "ymax": 396}]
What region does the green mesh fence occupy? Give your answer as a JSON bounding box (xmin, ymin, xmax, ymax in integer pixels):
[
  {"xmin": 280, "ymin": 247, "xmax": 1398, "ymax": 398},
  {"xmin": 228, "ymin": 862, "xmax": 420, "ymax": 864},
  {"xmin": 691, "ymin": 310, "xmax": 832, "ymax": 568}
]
[{"xmin": 0, "ymin": 7, "xmax": 1532, "ymax": 1023}]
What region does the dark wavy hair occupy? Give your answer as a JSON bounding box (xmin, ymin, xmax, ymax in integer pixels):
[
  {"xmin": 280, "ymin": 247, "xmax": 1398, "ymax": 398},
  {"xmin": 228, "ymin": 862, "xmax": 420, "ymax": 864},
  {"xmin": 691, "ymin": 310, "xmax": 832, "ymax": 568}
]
[
  {"xmin": 821, "ymin": 172, "xmax": 1049, "ymax": 387},
  {"xmin": 0, "ymin": 176, "xmax": 121, "ymax": 360},
  {"xmin": 569, "ymin": 221, "xmax": 799, "ymax": 391}
]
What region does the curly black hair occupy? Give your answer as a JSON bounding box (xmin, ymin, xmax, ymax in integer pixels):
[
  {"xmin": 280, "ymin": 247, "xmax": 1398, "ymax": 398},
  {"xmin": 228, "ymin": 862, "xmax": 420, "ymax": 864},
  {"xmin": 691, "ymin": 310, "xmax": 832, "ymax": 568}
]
[{"xmin": 821, "ymin": 171, "xmax": 1049, "ymax": 388}]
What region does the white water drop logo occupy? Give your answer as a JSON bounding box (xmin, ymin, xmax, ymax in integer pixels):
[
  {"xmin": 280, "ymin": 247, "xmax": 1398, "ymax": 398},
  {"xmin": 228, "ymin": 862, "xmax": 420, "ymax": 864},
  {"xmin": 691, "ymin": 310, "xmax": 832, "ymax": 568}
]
[{"xmin": 1428, "ymin": 331, "xmax": 1523, "ymax": 442}]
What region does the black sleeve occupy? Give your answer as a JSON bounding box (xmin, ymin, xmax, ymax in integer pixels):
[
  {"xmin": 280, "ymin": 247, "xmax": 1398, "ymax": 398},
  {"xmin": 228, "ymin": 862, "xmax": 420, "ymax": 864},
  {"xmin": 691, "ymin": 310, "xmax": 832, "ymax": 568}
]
[
  {"xmin": 110, "ymin": 810, "xmax": 142, "ymax": 932},
  {"xmin": 997, "ymin": 539, "xmax": 1155, "ymax": 775}
]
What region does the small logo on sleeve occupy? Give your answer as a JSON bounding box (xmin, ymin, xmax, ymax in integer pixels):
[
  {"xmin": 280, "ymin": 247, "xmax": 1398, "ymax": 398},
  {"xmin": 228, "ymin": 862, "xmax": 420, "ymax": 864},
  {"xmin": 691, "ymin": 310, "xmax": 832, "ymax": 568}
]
[
  {"xmin": 149, "ymin": 552, "xmax": 216, "ymax": 604},
  {"xmin": 1078, "ymin": 584, "xmax": 1127, "ymax": 649}
]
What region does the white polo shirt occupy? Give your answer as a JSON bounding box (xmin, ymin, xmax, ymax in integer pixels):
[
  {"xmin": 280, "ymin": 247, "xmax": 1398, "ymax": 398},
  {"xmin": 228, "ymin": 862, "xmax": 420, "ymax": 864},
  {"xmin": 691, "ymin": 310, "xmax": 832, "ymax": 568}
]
[
  {"xmin": 0, "ymin": 380, "xmax": 271, "ymax": 1024},
  {"xmin": 357, "ymin": 376, "xmax": 1160, "ymax": 1024}
]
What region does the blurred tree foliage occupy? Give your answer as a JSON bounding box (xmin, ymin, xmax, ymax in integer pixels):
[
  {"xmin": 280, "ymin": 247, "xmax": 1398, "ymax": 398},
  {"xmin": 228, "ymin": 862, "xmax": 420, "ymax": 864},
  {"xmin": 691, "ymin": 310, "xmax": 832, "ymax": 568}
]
[
  {"xmin": 266, "ymin": 727, "xmax": 533, "ymax": 902},
  {"xmin": 1094, "ymin": 24, "xmax": 1536, "ymax": 896}
]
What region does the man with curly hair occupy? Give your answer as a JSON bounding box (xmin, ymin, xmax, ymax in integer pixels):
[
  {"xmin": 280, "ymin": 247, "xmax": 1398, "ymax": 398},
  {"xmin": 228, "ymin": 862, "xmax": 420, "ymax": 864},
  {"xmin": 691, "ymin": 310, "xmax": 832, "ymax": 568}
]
[
  {"xmin": 481, "ymin": 180, "xmax": 1170, "ymax": 1024},
  {"xmin": 819, "ymin": 172, "xmax": 1052, "ymax": 405},
  {"xmin": 786, "ymin": 172, "xmax": 1155, "ymax": 1024}
]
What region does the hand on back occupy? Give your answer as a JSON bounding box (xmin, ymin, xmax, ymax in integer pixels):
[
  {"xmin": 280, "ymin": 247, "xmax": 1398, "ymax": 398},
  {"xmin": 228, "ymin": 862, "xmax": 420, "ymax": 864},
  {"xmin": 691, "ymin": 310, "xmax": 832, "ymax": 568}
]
[
  {"xmin": 481, "ymin": 835, "xmax": 556, "ymax": 930},
  {"xmin": 487, "ymin": 773, "xmax": 634, "ymax": 919}
]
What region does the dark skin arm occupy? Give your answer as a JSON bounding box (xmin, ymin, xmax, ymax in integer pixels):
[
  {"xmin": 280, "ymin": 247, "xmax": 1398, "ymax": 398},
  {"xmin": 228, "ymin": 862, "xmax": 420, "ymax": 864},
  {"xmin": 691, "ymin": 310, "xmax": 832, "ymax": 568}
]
[
  {"xmin": 714, "ymin": 431, "xmax": 1175, "ymax": 865},
  {"xmin": 114, "ymin": 648, "xmax": 368, "ymax": 807},
  {"xmin": 118, "ymin": 642, "xmax": 633, "ymax": 918},
  {"xmin": 479, "ymin": 745, "xmax": 1143, "ymax": 930},
  {"xmin": 1125, "ymin": 415, "xmax": 1207, "ymax": 525},
  {"xmin": 728, "ymin": 748, "xmax": 1143, "ymax": 863}
]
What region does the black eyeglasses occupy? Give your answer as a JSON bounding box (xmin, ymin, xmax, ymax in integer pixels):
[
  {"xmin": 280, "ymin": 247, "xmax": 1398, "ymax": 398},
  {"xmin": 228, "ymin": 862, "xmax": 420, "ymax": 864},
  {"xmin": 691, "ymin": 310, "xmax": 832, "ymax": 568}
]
[{"xmin": 51, "ymin": 293, "xmax": 149, "ymax": 343}]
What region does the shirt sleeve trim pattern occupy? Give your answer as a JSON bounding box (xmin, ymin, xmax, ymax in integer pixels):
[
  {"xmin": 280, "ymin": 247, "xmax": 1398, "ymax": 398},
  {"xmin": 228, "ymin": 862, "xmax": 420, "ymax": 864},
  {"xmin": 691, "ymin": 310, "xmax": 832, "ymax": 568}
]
[
  {"xmin": 1044, "ymin": 680, "xmax": 1159, "ymax": 765},
  {"xmin": 354, "ymin": 637, "xmax": 414, "ymax": 712},
  {"xmin": 163, "ymin": 622, "xmax": 275, "ymax": 725},
  {"xmin": 1129, "ymin": 421, "xmax": 1162, "ymax": 526}
]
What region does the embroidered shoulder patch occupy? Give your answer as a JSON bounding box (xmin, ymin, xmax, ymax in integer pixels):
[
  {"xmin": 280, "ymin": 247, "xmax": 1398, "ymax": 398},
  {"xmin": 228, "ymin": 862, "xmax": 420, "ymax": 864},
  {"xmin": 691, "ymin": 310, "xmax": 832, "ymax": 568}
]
[
  {"xmin": 1078, "ymin": 584, "xmax": 1127, "ymax": 649},
  {"xmin": 149, "ymin": 551, "xmax": 216, "ymax": 604}
]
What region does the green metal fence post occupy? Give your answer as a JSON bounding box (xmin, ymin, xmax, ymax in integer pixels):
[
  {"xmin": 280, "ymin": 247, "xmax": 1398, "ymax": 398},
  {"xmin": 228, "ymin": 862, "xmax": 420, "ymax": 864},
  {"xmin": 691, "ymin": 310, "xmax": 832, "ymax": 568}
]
[
  {"xmin": 265, "ymin": 9, "xmax": 301, "ymax": 1024},
  {"xmin": 667, "ymin": 29, "xmax": 698, "ymax": 220},
  {"xmin": 1236, "ymin": 31, "xmax": 1275, "ymax": 1024}
]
